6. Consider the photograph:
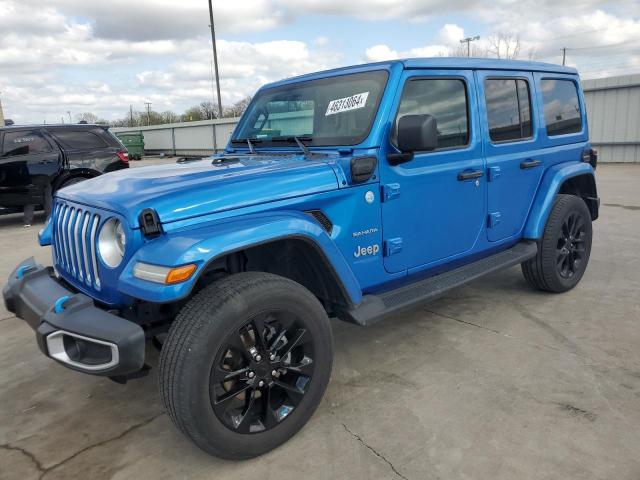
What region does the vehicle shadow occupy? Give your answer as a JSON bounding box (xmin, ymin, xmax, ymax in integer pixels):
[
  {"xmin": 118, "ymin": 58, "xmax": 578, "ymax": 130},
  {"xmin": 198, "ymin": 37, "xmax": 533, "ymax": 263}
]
[{"xmin": 0, "ymin": 211, "xmax": 46, "ymax": 228}]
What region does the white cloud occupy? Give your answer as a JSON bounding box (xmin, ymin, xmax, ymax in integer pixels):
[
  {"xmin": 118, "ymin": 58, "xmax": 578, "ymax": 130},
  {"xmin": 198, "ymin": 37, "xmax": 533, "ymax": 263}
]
[{"xmin": 0, "ymin": 0, "xmax": 638, "ymax": 123}]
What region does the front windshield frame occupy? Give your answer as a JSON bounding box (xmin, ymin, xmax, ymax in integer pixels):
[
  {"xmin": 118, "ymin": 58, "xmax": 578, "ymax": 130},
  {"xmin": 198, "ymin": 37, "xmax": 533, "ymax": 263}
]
[{"xmin": 232, "ymin": 69, "xmax": 390, "ymax": 148}]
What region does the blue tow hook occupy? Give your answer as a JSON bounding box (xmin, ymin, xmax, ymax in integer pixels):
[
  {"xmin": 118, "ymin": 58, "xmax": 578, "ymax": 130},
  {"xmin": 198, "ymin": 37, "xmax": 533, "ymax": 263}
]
[
  {"xmin": 16, "ymin": 265, "xmax": 32, "ymax": 279},
  {"xmin": 54, "ymin": 296, "xmax": 71, "ymax": 314}
]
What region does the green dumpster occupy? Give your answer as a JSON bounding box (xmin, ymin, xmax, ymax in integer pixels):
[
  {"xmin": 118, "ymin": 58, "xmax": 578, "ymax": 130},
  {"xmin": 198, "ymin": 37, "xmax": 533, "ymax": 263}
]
[{"xmin": 115, "ymin": 132, "xmax": 145, "ymax": 160}]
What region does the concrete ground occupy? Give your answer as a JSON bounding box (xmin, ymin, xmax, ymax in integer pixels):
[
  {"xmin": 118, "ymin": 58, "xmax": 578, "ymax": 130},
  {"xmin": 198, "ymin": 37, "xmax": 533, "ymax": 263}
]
[{"xmin": 1, "ymin": 162, "xmax": 639, "ymax": 480}]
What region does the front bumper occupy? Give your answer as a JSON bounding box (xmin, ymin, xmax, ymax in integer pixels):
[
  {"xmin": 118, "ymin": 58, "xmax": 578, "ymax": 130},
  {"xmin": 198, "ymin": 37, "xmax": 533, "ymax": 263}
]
[{"xmin": 3, "ymin": 257, "xmax": 145, "ymax": 376}]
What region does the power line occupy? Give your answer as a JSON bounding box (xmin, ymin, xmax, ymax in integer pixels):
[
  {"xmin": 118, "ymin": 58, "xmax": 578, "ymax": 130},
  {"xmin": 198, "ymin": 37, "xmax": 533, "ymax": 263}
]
[{"xmin": 564, "ymin": 39, "xmax": 637, "ymax": 51}]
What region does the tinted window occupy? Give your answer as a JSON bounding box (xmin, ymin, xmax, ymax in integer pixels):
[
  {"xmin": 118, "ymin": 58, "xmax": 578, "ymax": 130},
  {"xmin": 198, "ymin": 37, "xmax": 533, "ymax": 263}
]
[
  {"xmin": 51, "ymin": 129, "xmax": 109, "ymax": 149},
  {"xmin": 234, "ymin": 71, "xmax": 388, "ymax": 146},
  {"xmin": 541, "ymin": 79, "xmax": 582, "ymax": 136},
  {"xmin": 2, "ymin": 130, "xmax": 52, "ymax": 157},
  {"xmin": 485, "ymin": 78, "xmax": 532, "ymax": 142},
  {"xmin": 394, "ymin": 79, "xmax": 469, "ymax": 150}
]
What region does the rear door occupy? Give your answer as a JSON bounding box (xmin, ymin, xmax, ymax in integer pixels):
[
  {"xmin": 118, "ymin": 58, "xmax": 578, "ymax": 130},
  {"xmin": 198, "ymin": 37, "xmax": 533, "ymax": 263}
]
[
  {"xmin": 380, "ymin": 69, "xmax": 486, "ymax": 273},
  {"xmin": 477, "ymin": 71, "xmax": 544, "ymax": 242},
  {"xmin": 49, "ymin": 128, "xmax": 119, "ymax": 172}
]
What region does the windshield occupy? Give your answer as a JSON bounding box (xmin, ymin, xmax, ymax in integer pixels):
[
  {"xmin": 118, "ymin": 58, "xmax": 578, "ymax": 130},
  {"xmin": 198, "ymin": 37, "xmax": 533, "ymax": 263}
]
[{"xmin": 233, "ymin": 70, "xmax": 389, "ymax": 147}]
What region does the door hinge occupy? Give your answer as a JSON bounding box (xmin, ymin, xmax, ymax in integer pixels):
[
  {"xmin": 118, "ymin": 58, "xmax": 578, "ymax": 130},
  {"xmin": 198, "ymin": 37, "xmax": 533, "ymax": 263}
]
[
  {"xmin": 384, "ymin": 238, "xmax": 403, "ymax": 257},
  {"xmin": 381, "ymin": 183, "xmax": 401, "ymax": 202},
  {"xmin": 488, "ymin": 166, "xmax": 501, "ymax": 182},
  {"xmin": 488, "ymin": 212, "xmax": 502, "ymax": 228}
]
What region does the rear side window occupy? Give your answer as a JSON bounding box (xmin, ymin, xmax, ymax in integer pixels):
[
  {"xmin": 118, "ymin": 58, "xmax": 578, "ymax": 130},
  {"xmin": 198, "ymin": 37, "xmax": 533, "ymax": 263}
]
[
  {"xmin": 2, "ymin": 130, "xmax": 52, "ymax": 157},
  {"xmin": 485, "ymin": 78, "xmax": 532, "ymax": 142},
  {"xmin": 50, "ymin": 129, "xmax": 109, "ymax": 149},
  {"xmin": 394, "ymin": 78, "xmax": 469, "ymax": 150},
  {"xmin": 541, "ymin": 79, "xmax": 582, "ymax": 136}
]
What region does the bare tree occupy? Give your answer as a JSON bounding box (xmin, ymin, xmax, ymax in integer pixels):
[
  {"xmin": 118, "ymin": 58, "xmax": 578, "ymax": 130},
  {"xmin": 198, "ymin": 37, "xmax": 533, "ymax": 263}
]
[
  {"xmin": 76, "ymin": 112, "xmax": 98, "ymax": 123},
  {"xmin": 223, "ymin": 96, "xmax": 252, "ymax": 118},
  {"xmin": 487, "ymin": 33, "xmax": 521, "ymax": 59},
  {"xmin": 200, "ymin": 101, "xmax": 217, "ymax": 120},
  {"xmin": 453, "ymin": 43, "xmax": 488, "ymax": 58}
]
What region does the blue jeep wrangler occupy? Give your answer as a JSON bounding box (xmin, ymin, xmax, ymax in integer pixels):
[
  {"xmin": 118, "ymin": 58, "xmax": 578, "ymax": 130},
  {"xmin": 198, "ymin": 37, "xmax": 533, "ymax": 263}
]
[{"xmin": 3, "ymin": 58, "xmax": 598, "ymax": 459}]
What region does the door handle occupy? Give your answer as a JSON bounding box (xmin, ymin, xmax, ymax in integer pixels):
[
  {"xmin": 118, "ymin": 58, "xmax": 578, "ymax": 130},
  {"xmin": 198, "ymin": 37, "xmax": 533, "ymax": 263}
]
[
  {"xmin": 457, "ymin": 170, "xmax": 484, "ymax": 181},
  {"xmin": 520, "ymin": 159, "xmax": 541, "ymax": 169}
]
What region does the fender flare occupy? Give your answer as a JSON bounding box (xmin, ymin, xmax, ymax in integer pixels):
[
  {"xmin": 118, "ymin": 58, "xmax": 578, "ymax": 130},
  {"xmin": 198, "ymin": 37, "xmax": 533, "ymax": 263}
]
[
  {"xmin": 117, "ymin": 210, "xmax": 362, "ymax": 306},
  {"xmin": 523, "ymin": 161, "xmax": 596, "ymax": 240}
]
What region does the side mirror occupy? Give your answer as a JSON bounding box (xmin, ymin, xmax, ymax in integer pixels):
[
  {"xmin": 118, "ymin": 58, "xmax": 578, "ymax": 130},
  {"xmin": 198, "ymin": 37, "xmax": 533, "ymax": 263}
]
[{"xmin": 397, "ymin": 114, "xmax": 438, "ymax": 153}]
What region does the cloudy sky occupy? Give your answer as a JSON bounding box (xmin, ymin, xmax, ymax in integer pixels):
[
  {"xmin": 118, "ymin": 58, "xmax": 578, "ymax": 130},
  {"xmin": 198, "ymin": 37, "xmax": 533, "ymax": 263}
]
[{"xmin": 1, "ymin": 0, "xmax": 638, "ymax": 124}]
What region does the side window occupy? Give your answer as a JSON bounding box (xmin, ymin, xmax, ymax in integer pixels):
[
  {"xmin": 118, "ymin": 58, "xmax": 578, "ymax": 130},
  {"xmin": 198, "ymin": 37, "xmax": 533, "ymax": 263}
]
[
  {"xmin": 541, "ymin": 79, "xmax": 582, "ymax": 136},
  {"xmin": 394, "ymin": 78, "xmax": 469, "ymax": 150},
  {"xmin": 50, "ymin": 130, "xmax": 109, "ymax": 149},
  {"xmin": 2, "ymin": 130, "xmax": 52, "ymax": 157},
  {"xmin": 485, "ymin": 78, "xmax": 533, "ymax": 142}
]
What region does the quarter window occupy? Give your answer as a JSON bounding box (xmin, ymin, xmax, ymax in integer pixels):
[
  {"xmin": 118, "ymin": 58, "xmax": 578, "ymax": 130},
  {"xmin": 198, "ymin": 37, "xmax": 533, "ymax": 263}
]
[
  {"xmin": 541, "ymin": 79, "xmax": 582, "ymax": 136},
  {"xmin": 485, "ymin": 78, "xmax": 532, "ymax": 142},
  {"xmin": 2, "ymin": 130, "xmax": 52, "ymax": 157},
  {"xmin": 394, "ymin": 78, "xmax": 469, "ymax": 150},
  {"xmin": 51, "ymin": 130, "xmax": 109, "ymax": 149}
]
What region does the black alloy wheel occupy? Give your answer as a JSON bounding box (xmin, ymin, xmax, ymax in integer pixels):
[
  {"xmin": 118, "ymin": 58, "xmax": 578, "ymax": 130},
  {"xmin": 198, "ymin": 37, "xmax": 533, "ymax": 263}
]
[
  {"xmin": 556, "ymin": 211, "xmax": 587, "ymax": 279},
  {"xmin": 211, "ymin": 311, "xmax": 315, "ymax": 434}
]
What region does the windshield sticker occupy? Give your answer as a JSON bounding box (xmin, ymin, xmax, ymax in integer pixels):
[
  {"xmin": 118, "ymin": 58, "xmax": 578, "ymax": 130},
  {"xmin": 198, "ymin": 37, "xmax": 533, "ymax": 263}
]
[{"xmin": 325, "ymin": 92, "xmax": 369, "ymax": 116}]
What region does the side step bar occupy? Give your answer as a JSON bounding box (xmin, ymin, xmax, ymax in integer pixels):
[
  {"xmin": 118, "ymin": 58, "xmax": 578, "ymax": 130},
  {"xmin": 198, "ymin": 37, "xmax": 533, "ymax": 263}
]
[{"xmin": 342, "ymin": 241, "xmax": 538, "ymax": 326}]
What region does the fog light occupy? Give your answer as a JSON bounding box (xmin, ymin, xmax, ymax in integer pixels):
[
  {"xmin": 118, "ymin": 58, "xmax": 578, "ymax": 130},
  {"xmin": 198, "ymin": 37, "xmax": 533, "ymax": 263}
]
[{"xmin": 46, "ymin": 331, "xmax": 119, "ymax": 371}]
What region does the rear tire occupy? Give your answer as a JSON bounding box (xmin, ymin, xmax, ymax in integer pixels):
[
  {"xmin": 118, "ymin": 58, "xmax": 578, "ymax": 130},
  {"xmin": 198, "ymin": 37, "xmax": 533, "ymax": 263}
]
[
  {"xmin": 159, "ymin": 272, "xmax": 333, "ymax": 459},
  {"xmin": 522, "ymin": 194, "xmax": 592, "ymax": 292}
]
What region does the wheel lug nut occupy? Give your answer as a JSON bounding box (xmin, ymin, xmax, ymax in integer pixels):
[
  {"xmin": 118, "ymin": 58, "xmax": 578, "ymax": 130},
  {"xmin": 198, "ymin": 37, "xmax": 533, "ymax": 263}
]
[
  {"xmin": 269, "ymin": 354, "xmax": 276, "ymax": 361},
  {"xmin": 255, "ymin": 354, "xmax": 262, "ymax": 362},
  {"xmin": 271, "ymin": 370, "xmax": 277, "ymax": 377},
  {"xmin": 248, "ymin": 371, "xmax": 255, "ymax": 378},
  {"xmin": 258, "ymin": 380, "xmax": 264, "ymax": 387}
]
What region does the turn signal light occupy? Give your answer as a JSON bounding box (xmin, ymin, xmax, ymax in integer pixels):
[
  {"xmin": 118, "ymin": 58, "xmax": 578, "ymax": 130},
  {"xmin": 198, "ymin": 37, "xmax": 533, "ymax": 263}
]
[{"xmin": 166, "ymin": 264, "xmax": 197, "ymax": 284}]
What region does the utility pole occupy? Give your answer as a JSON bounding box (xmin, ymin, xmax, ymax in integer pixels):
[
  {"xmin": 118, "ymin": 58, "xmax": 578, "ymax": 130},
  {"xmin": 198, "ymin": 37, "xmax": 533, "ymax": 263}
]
[
  {"xmin": 208, "ymin": 0, "xmax": 223, "ymax": 119},
  {"xmin": 561, "ymin": 47, "xmax": 567, "ymax": 66},
  {"xmin": 0, "ymin": 91, "xmax": 5, "ymax": 127},
  {"xmin": 130, "ymin": 105, "xmax": 134, "ymax": 127},
  {"xmin": 144, "ymin": 102, "xmax": 152, "ymax": 126},
  {"xmin": 67, "ymin": 111, "xmax": 72, "ymax": 123},
  {"xmin": 460, "ymin": 35, "xmax": 480, "ymax": 57}
]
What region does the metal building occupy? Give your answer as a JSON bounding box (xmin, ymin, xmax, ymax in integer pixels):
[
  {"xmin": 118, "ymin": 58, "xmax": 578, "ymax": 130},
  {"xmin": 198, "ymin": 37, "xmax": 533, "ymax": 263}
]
[{"xmin": 583, "ymin": 74, "xmax": 640, "ymax": 163}]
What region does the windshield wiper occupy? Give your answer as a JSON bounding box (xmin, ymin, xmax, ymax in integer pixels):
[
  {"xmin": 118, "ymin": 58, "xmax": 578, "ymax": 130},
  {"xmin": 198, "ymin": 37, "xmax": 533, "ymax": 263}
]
[
  {"xmin": 271, "ymin": 135, "xmax": 313, "ymax": 158},
  {"xmin": 230, "ymin": 138, "xmax": 262, "ymax": 154}
]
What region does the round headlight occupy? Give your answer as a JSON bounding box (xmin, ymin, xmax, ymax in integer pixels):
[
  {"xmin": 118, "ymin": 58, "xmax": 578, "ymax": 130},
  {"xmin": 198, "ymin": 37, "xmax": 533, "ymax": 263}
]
[{"xmin": 98, "ymin": 218, "xmax": 125, "ymax": 268}]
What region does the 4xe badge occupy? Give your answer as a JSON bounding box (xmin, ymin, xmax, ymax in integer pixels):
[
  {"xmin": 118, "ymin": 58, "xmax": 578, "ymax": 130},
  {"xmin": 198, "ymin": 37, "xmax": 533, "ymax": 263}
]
[{"xmin": 354, "ymin": 244, "xmax": 380, "ymax": 258}]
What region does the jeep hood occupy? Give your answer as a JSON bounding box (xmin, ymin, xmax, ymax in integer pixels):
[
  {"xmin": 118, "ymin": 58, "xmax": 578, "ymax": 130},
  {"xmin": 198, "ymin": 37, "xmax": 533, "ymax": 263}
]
[{"xmin": 57, "ymin": 154, "xmax": 340, "ymax": 226}]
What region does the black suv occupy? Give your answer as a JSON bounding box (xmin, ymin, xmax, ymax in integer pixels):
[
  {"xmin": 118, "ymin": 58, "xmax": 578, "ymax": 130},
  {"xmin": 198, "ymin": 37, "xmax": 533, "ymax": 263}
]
[{"xmin": 0, "ymin": 124, "xmax": 129, "ymax": 215}]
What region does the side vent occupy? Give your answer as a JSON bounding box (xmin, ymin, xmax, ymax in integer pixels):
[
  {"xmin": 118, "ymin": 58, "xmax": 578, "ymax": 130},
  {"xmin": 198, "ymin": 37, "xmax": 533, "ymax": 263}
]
[
  {"xmin": 306, "ymin": 210, "xmax": 333, "ymax": 234},
  {"xmin": 139, "ymin": 208, "xmax": 162, "ymax": 238}
]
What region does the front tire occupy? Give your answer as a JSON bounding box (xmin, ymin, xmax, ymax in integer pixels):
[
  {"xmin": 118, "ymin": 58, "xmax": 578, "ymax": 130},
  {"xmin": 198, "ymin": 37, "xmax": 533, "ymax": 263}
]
[
  {"xmin": 159, "ymin": 272, "xmax": 333, "ymax": 459},
  {"xmin": 522, "ymin": 194, "xmax": 593, "ymax": 292}
]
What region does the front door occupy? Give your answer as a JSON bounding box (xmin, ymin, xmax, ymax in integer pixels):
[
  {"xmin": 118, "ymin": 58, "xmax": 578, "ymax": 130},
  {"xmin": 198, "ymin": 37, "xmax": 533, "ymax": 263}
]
[
  {"xmin": 380, "ymin": 70, "xmax": 486, "ymax": 274},
  {"xmin": 0, "ymin": 128, "xmax": 59, "ymax": 206},
  {"xmin": 476, "ymin": 71, "xmax": 544, "ymax": 242}
]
